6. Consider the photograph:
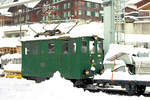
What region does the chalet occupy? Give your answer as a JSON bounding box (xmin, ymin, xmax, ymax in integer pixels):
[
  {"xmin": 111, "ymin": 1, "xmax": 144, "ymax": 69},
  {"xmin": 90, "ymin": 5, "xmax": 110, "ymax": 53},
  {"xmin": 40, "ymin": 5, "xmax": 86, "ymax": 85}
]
[
  {"xmin": 8, "ymin": 0, "xmax": 41, "ymax": 25},
  {"xmin": 51, "ymin": 0, "xmax": 102, "ymax": 21},
  {"xmin": 3, "ymin": 0, "xmax": 102, "ymax": 25}
]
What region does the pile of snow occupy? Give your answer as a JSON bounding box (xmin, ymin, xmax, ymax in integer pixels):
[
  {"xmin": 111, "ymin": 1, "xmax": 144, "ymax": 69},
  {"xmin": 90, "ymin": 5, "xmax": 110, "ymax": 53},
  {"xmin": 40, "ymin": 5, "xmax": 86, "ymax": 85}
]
[
  {"xmin": 0, "ymin": 71, "xmax": 148, "ymax": 100},
  {"xmin": 1, "ymin": 53, "xmax": 21, "ymax": 60},
  {"xmin": 3, "ymin": 64, "xmax": 21, "ymax": 71},
  {"xmin": 1, "ymin": 53, "xmax": 21, "ymax": 71}
]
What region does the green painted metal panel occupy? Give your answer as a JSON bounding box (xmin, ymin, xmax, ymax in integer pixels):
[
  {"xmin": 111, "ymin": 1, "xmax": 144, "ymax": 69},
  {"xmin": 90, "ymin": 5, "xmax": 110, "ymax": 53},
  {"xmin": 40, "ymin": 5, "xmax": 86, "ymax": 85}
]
[{"xmin": 22, "ymin": 36, "xmax": 104, "ymax": 80}]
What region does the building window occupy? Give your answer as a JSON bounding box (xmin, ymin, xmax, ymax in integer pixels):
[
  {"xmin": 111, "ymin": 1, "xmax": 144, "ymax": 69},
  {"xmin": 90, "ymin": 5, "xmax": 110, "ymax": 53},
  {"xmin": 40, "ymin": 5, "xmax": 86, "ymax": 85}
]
[
  {"xmin": 63, "ymin": 3, "xmax": 66, "ymax": 9},
  {"xmin": 70, "ymin": 40, "xmax": 76, "ymax": 53},
  {"xmin": 95, "ymin": 12, "xmax": 99, "ymax": 17},
  {"xmin": 68, "ymin": 11, "xmax": 70, "ymax": 17},
  {"xmin": 56, "ymin": 5, "xmax": 60, "ymax": 11},
  {"xmin": 63, "ymin": 11, "xmax": 67, "ymax": 18},
  {"xmin": 91, "ymin": 3, "xmax": 96, "ymax": 8},
  {"xmin": 78, "ymin": 10, "xmax": 82, "ymax": 15},
  {"xmin": 91, "ymin": 11, "xmax": 95, "ymax": 17},
  {"xmin": 26, "ymin": 15, "xmax": 30, "ymax": 20},
  {"xmin": 97, "ymin": 41, "xmax": 103, "ymax": 53},
  {"xmin": 68, "ymin": 2, "xmax": 70, "ymax": 8},
  {"xmin": 63, "ymin": 40, "xmax": 69, "ymax": 54},
  {"xmin": 48, "ymin": 42, "xmax": 55, "ymax": 53},
  {"xmin": 25, "ymin": 43, "xmax": 30, "ymax": 55},
  {"xmin": 96, "ymin": 4, "xmax": 99, "ymax": 8},
  {"xmin": 85, "ymin": 11, "xmax": 91, "ymax": 16},
  {"xmin": 82, "ymin": 40, "xmax": 88, "ymax": 53},
  {"xmin": 32, "ymin": 42, "xmax": 38, "ymax": 55},
  {"xmin": 86, "ymin": 2, "xmax": 91, "ymax": 7},
  {"xmin": 75, "ymin": 10, "xmax": 78, "ymax": 16}
]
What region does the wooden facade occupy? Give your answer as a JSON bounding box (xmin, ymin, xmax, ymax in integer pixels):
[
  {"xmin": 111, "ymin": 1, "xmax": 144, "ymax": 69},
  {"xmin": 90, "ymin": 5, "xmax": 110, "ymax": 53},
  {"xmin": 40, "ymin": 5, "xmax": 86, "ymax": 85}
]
[
  {"xmin": 0, "ymin": 15, "xmax": 12, "ymax": 26},
  {"xmin": 0, "ymin": 46, "xmax": 21, "ymax": 56},
  {"xmin": 5, "ymin": 0, "xmax": 102, "ymax": 25},
  {"xmin": 51, "ymin": 0, "xmax": 102, "ymax": 21}
]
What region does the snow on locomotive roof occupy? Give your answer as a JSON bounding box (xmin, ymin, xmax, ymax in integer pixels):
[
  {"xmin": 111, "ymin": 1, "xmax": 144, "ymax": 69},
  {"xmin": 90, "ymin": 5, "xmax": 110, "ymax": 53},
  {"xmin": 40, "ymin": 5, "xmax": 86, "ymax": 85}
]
[{"xmin": 21, "ymin": 22, "xmax": 104, "ymax": 42}]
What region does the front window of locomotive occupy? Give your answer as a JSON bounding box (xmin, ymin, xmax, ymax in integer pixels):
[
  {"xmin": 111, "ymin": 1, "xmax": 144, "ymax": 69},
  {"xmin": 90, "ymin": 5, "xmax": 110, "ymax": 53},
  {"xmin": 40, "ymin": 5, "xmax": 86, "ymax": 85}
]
[{"xmin": 90, "ymin": 41, "xmax": 95, "ymax": 54}]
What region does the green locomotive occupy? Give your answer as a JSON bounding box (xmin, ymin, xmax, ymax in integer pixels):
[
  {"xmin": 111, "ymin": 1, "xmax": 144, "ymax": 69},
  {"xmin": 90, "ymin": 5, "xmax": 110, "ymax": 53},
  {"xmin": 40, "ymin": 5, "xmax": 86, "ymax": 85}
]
[{"xmin": 21, "ymin": 35, "xmax": 104, "ymax": 84}]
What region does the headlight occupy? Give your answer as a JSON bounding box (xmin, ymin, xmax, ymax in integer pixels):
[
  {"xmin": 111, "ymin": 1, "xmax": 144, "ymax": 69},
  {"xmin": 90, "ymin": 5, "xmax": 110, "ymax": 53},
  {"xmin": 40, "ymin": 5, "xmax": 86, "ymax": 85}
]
[
  {"xmin": 84, "ymin": 70, "xmax": 90, "ymax": 76},
  {"xmin": 91, "ymin": 66, "xmax": 95, "ymax": 71},
  {"xmin": 100, "ymin": 69, "xmax": 104, "ymax": 74}
]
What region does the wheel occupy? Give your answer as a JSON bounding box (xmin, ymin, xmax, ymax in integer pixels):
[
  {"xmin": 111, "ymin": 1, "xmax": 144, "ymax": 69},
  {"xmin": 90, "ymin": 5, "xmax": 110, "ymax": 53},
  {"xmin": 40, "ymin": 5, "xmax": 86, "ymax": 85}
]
[
  {"xmin": 136, "ymin": 85, "xmax": 146, "ymax": 95},
  {"xmin": 125, "ymin": 84, "xmax": 136, "ymax": 95}
]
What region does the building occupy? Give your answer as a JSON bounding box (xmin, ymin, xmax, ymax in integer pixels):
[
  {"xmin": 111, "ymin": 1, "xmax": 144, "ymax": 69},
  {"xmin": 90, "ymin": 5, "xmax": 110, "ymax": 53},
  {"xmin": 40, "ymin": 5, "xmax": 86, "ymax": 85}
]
[
  {"xmin": 0, "ymin": 15, "xmax": 12, "ymax": 26},
  {"xmin": 4, "ymin": 0, "xmax": 102, "ymax": 25},
  {"xmin": 51, "ymin": 0, "xmax": 102, "ymax": 21}
]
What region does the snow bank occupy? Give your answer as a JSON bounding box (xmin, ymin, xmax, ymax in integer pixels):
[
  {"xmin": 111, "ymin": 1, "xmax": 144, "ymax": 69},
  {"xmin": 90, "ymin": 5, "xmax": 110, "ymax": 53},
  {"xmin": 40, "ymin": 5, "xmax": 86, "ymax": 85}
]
[
  {"xmin": 3, "ymin": 64, "xmax": 21, "ymax": 71},
  {"xmin": 0, "ymin": 71, "xmax": 148, "ymax": 100}
]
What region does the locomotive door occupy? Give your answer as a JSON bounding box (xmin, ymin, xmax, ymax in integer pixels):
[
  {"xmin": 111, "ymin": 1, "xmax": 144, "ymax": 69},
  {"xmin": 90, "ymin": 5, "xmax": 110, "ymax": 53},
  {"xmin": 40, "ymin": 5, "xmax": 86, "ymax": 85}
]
[{"xmin": 60, "ymin": 40, "xmax": 70, "ymax": 78}]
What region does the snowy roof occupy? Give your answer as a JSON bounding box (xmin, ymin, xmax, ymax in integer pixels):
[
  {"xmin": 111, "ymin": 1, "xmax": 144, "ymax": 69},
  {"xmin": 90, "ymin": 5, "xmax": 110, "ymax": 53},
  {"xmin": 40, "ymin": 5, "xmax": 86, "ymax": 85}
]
[
  {"xmin": 0, "ymin": 8, "xmax": 12, "ymax": 16},
  {"xmin": 0, "ymin": 38, "xmax": 21, "ymax": 48},
  {"xmin": 84, "ymin": 0, "xmax": 103, "ymax": 3},
  {"xmin": 1, "ymin": 53, "xmax": 21, "ymax": 60},
  {"xmin": 0, "ymin": 0, "xmax": 40, "ymax": 9},
  {"xmin": 127, "ymin": 0, "xmax": 142, "ymax": 4},
  {"xmin": 21, "ymin": 22, "xmax": 104, "ymax": 42},
  {"xmin": 25, "ymin": 1, "xmax": 40, "ymax": 8}
]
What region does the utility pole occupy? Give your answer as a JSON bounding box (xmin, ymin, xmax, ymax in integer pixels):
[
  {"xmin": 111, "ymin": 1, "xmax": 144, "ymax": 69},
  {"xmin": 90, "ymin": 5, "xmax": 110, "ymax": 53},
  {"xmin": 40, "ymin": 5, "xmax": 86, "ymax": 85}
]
[
  {"xmin": 103, "ymin": 0, "xmax": 115, "ymax": 54},
  {"xmin": 103, "ymin": 0, "xmax": 125, "ymax": 54}
]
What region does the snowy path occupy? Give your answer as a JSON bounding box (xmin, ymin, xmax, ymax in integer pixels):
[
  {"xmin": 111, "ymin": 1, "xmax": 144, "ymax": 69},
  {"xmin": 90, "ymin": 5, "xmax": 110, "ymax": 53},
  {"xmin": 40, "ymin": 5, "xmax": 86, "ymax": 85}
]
[{"xmin": 0, "ymin": 72, "xmax": 150, "ymax": 100}]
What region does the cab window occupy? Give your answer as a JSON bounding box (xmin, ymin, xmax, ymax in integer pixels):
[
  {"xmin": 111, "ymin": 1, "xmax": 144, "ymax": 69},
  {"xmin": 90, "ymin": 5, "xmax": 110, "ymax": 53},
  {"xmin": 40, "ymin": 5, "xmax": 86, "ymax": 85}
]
[
  {"xmin": 82, "ymin": 40, "xmax": 88, "ymax": 53},
  {"xmin": 97, "ymin": 41, "xmax": 103, "ymax": 53},
  {"xmin": 32, "ymin": 42, "xmax": 38, "ymax": 55},
  {"xmin": 90, "ymin": 41, "xmax": 95, "ymax": 54},
  {"xmin": 70, "ymin": 40, "xmax": 76, "ymax": 53},
  {"xmin": 48, "ymin": 42, "xmax": 55, "ymax": 54},
  {"xmin": 25, "ymin": 43, "xmax": 30, "ymax": 55},
  {"xmin": 63, "ymin": 40, "xmax": 69, "ymax": 54}
]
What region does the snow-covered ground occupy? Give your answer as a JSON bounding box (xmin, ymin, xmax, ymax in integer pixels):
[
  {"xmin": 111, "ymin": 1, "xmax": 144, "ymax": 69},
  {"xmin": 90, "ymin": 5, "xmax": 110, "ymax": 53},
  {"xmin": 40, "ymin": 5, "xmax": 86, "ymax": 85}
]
[{"xmin": 0, "ymin": 72, "xmax": 149, "ymax": 100}]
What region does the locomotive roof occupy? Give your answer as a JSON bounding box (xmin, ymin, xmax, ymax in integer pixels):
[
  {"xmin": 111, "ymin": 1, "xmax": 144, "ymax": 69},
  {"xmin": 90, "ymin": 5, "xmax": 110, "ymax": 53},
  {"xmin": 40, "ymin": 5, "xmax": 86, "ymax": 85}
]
[
  {"xmin": 21, "ymin": 22, "xmax": 104, "ymax": 42},
  {"xmin": 21, "ymin": 34, "xmax": 103, "ymax": 42}
]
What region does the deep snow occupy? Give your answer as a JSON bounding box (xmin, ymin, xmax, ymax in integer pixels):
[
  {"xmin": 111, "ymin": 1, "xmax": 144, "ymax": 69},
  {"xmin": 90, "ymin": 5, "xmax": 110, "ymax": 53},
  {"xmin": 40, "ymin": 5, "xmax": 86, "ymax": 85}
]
[{"xmin": 0, "ymin": 72, "xmax": 150, "ymax": 100}]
